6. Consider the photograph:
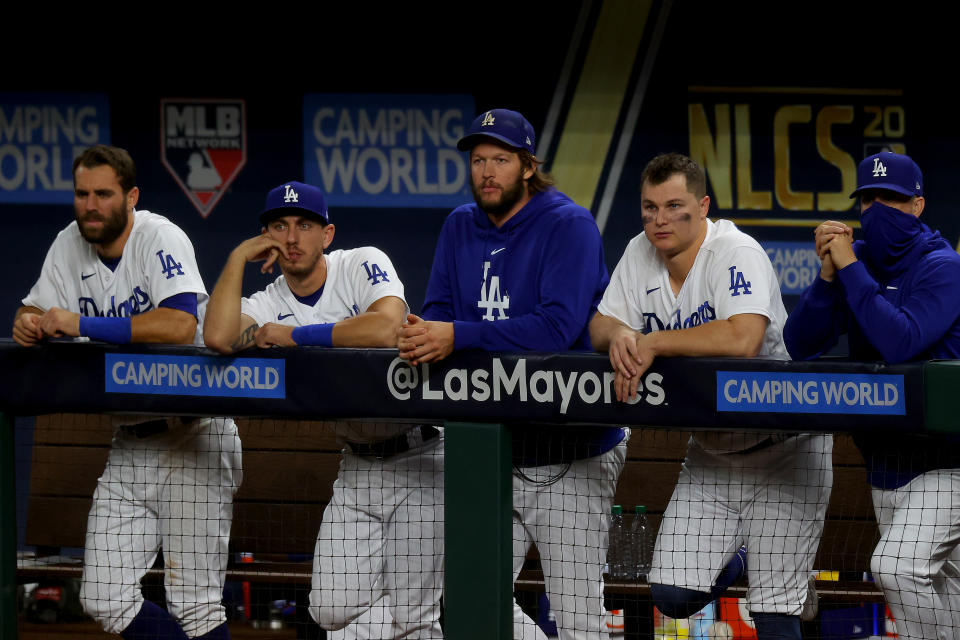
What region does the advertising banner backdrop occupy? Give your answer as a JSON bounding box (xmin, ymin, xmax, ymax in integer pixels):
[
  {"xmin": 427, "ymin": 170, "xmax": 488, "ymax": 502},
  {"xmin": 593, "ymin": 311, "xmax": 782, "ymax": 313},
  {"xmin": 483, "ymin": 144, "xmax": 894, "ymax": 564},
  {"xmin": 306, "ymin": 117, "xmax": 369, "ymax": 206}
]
[
  {"xmin": 303, "ymin": 94, "xmax": 475, "ymax": 208},
  {"xmin": 0, "ymin": 93, "xmax": 110, "ymax": 204},
  {"xmin": 762, "ymin": 241, "xmax": 820, "ymax": 295}
]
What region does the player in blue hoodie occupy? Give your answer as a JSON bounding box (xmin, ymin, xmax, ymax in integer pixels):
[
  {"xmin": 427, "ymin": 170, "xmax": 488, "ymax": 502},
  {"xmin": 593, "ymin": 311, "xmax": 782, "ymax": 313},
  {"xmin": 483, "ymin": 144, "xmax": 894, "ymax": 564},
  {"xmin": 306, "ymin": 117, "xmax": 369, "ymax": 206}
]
[
  {"xmin": 398, "ymin": 109, "xmax": 625, "ymax": 640},
  {"xmin": 784, "ymin": 151, "xmax": 960, "ymax": 640}
]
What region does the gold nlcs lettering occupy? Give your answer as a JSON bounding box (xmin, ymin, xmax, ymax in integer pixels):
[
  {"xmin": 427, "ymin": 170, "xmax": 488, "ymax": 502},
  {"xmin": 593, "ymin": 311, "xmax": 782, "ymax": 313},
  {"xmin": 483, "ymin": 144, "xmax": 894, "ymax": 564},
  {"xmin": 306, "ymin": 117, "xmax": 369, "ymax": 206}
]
[{"xmin": 688, "ymin": 103, "xmax": 905, "ymax": 212}]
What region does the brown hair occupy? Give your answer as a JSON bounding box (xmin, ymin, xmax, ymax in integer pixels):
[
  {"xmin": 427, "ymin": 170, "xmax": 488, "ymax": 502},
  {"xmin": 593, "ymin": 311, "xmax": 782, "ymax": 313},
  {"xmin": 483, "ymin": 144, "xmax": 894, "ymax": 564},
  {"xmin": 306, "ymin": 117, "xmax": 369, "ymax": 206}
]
[
  {"xmin": 73, "ymin": 145, "xmax": 137, "ymax": 193},
  {"xmin": 640, "ymin": 152, "xmax": 706, "ymax": 199},
  {"xmin": 518, "ymin": 150, "xmax": 556, "ymax": 195}
]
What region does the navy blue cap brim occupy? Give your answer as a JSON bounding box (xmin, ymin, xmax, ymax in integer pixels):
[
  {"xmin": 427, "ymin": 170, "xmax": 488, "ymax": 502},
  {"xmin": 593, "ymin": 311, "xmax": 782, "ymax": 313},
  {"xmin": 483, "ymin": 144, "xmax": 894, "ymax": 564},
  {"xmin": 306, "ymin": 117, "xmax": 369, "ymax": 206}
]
[
  {"xmin": 456, "ymin": 132, "xmax": 525, "ymax": 152},
  {"xmin": 848, "ymin": 183, "xmax": 917, "ymax": 199},
  {"xmin": 259, "ymin": 207, "xmax": 329, "ymax": 225}
]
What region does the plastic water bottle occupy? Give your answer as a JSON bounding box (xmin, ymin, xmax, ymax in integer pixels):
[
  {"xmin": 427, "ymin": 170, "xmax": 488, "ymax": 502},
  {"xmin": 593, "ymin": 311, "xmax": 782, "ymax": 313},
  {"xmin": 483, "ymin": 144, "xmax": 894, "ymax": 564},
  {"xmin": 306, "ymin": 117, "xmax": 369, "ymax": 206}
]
[
  {"xmin": 607, "ymin": 505, "xmax": 628, "ymax": 580},
  {"xmin": 632, "ymin": 505, "xmax": 653, "ymax": 579}
]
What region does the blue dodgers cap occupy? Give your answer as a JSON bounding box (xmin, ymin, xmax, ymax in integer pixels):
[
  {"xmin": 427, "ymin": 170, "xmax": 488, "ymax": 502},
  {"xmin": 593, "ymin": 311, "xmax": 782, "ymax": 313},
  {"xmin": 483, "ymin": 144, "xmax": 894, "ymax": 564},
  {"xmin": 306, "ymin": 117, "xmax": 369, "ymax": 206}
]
[
  {"xmin": 850, "ymin": 151, "xmax": 923, "ymax": 198},
  {"xmin": 456, "ymin": 109, "xmax": 536, "ymax": 154},
  {"xmin": 260, "ymin": 181, "xmax": 330, "ymax": 225}
]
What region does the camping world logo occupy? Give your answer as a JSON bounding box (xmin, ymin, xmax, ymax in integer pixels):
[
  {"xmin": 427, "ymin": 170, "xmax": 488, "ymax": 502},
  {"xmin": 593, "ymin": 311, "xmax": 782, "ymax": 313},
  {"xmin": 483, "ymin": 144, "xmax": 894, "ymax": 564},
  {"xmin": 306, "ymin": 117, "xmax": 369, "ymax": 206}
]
[{"xmin": 161, "ymin": 99, "xmax": 247, "ymax": 218}]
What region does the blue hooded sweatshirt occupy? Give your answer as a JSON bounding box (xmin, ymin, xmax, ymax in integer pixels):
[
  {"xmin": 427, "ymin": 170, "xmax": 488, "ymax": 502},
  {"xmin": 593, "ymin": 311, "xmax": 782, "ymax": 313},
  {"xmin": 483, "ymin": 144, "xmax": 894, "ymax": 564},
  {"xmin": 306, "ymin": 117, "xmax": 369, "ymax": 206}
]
[
  {"xmin": 422, "ymin": 188, "xmax": 623, "ymax": 465},
  {"xmin": 784, "ymin": 204, "xmax": 960, "ymax": 488}
]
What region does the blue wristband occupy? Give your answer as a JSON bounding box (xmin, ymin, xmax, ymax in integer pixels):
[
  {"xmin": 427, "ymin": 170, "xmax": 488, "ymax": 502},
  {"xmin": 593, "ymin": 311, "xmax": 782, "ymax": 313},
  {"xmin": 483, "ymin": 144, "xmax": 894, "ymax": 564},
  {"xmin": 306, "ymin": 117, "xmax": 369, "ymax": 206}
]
[
  {"xmin": 79, "ymin": 316, "xmax": 132, "ymax": 344},
  {"xmin": 291, "ymin": 323, "xmax": 335, "ymax": 347}
]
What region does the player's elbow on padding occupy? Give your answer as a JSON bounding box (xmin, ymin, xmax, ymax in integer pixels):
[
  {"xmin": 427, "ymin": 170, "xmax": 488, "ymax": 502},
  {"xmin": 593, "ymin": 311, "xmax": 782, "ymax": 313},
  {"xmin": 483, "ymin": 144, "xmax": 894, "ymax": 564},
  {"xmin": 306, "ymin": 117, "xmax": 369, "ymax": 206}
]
[
  {"xmin": 730, "ymin": 333, "xmax": 764, "ymax": 358},
  {"xmin": 725, "ymin": 315, "xmax": 767, "ymax": 358},
  {"xmin": 156, "ymin": 311, "xmax": 199, "ymax": 345},
  {"xmin": 203, "ymin": 331, "xmax": 235, "ymax": 355},
  {"xmin": 364, "ymin": 317, "xmax": 404, "ymax": 348}
]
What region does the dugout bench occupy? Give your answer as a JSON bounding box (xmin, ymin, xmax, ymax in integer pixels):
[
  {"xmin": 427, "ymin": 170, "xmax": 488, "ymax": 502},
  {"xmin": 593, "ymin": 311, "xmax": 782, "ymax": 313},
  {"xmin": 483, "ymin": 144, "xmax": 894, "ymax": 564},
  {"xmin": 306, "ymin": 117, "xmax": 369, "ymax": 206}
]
[{"xmin": 2, "ymin": 341, "xmax": 958, "ymax": 639}]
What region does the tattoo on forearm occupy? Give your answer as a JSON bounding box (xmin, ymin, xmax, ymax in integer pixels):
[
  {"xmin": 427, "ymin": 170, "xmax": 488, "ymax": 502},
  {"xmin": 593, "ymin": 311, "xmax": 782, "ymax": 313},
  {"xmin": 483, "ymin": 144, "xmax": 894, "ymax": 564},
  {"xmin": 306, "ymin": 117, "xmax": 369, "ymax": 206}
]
[{"xmin": 231, "ymin": 324, "xmax": 258, "ymax": 351}]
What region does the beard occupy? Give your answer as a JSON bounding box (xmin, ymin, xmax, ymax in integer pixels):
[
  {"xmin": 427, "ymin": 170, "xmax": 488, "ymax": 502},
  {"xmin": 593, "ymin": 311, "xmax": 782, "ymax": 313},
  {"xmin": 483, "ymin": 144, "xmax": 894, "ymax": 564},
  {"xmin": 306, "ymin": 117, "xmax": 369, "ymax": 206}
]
[
  {"xmin": 75, "ymin": 201, "xmax": 129, "ymax": 247},
  {"xmin": 471, "ymin": 175, "xmax": 527, "ymax": 217},
  {"xmin": 279, "ymin": 248, "xmax": 323, "ymax": 278}
]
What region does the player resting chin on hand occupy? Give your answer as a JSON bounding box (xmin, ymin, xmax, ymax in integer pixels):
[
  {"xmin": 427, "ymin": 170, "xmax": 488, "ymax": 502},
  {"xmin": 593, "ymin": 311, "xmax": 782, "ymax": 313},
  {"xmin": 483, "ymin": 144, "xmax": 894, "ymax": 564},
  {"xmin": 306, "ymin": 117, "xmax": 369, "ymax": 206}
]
[{"xmin": 204, "ymin": 182, "xmax": 443, "ymax": 640}]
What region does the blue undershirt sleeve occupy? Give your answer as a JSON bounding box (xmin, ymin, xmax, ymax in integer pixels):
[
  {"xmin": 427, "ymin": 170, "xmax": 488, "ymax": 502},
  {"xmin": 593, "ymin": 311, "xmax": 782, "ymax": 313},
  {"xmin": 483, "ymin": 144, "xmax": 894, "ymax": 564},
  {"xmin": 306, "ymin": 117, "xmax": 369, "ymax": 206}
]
[{"xmin": 158, "ymin": 292, "xmax": 199, "ymax": 318}]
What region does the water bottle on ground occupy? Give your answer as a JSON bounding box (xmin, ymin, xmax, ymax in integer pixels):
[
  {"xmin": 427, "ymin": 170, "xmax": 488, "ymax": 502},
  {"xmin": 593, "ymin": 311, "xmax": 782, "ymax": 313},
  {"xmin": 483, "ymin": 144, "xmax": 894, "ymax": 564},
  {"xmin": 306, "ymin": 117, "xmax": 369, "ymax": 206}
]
[
  {"xmin": 631, "ymin": 505, "xmax": 653, "ymax": 580},
  {"xmin": 607, "ymin": 505, "xmax": 629, "ymax": 580}
]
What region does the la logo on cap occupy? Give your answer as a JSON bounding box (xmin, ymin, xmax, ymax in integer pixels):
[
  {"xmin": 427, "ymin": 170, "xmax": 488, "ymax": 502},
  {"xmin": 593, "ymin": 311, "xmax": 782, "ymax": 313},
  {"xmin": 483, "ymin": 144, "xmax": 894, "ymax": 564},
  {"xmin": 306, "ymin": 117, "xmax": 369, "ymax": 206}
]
[
  {"xmin": 284, "ymin": 185, "xmax": 299, "ymax": 203},
  {"xmin": 481, "ymin": 111, "xmax": 495, "ymax": 127},
  {"xmin": 872, "ymin": 157, "xmax": 887, "ymax": 178}
]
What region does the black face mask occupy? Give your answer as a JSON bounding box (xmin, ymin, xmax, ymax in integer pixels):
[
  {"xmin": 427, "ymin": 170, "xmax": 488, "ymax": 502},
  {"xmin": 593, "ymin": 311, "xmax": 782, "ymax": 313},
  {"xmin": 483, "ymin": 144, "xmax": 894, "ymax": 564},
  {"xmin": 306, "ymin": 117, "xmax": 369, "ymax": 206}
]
[{"xmin": 860, "ymin": 201, "xmax": 923, "ymax": 271}]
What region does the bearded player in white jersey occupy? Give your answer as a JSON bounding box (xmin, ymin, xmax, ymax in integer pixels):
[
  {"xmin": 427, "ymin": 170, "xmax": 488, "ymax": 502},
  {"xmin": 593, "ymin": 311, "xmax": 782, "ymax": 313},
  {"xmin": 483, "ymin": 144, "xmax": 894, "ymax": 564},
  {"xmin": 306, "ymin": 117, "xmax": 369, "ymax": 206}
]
[
  {"xmin": 589, "ymin": 153, "xmax": 831, "ymax": 640},
  {"xmin": 203, "ymin": 181, "xmax": 443, "ymax": 639},
  {"xmin": 13, "ymin": 145, "xmax": 241, "ymax": 640}
]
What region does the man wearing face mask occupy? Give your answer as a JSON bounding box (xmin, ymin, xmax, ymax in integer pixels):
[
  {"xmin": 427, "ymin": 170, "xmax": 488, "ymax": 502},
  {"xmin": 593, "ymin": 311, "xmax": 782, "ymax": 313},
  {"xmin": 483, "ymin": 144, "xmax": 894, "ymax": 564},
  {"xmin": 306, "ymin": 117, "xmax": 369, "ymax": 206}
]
[{"xmin": 784, "ymin": 151, "xmax": 960, "ymax": 640}]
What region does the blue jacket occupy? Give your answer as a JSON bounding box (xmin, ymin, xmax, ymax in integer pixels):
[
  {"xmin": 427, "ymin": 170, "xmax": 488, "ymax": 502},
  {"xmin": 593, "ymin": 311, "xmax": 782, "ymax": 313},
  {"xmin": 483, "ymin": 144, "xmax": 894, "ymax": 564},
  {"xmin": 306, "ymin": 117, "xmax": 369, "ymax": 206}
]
[
  {"xmin": 784, "ymin": 224, "xmax": 960, "ymax": 487},
  {"xmin": 422, "ymin": 188, "xmax": 608, "ymax": 351},
  {"xmin": 422, "ymin": 188, "xmax": 621, "ymax": 465}
]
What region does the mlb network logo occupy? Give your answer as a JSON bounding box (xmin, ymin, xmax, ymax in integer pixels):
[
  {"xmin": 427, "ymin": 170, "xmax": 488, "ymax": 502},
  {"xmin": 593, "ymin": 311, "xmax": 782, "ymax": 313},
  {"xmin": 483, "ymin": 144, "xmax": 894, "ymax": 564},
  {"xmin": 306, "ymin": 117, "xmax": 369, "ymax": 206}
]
[{"xmin": 161, "ymin": 99, "xmax": 247, "ymax": 218}]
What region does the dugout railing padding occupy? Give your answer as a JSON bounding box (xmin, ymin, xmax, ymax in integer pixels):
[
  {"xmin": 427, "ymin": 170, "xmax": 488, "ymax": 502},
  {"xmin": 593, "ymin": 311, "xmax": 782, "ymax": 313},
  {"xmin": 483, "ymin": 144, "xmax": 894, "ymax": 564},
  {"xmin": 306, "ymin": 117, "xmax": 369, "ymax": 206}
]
[{"xmin": 2, "ymin": 340, "xmax": 957, "ymax": 640}]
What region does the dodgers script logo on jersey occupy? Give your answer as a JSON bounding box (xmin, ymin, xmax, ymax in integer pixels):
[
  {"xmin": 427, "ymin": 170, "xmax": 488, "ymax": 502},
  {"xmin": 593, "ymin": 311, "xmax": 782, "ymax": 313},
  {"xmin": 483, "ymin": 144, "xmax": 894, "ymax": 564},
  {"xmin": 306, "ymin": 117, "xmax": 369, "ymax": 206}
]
[
  {"xmin": 80, "ymin": 287, "xmax": 154, "ymax": 317},
  {"xmin": 477, "ymin": 261, "xmax": 509, "ymax": 321},
  {"xmin": 641, "ymin": 266, "xmax": 752, "ymax": 332},
  {"xmin": 643, "ymin": 300, "xmax": 716, "ymax": 332},
  {"xmin": 76, "ymin": 249, "xmax": 187, "ymax": 317}
]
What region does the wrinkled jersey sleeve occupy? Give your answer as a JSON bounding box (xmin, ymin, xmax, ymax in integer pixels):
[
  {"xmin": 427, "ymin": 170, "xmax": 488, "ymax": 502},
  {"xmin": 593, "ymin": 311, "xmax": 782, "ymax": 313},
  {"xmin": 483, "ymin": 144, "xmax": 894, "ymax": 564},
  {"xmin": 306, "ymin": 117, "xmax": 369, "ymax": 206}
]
[
  {"xmin": 712, "ymin": 244, "xmax": 780, "ymax": 322},
  {"xmin": 142, "ymin": 223, "xmax": 207, "ymax": 305},
  {"xmin": 597, "ymin": 239, "xmax": 643, "ymax": 330},
  {"xmin": 22, "ymin": 237, "xmax": 70, "ymax": 311},
  {"xmin": 344, "ymin": 246, "xmax": 408, "ymax": 314}
]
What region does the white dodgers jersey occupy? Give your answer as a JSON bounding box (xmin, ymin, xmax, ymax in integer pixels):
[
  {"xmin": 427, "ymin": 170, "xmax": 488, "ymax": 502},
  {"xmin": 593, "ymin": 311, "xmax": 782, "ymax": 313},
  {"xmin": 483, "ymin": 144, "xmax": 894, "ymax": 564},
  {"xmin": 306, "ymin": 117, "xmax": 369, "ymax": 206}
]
[
  {"xmin": 242, "ymin": 246, "xmax": 407, "ymax": 444},
  {"xmin": 23, "ymin": 209, "xmax": 208, "ymax": 335},
  {"xmin": 599, "ymin": 219, "xmax": 788, "ymax": 453},
  {"xmin": 241, "ymin": 246, "xmax": 406, "ymax": 327}
]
